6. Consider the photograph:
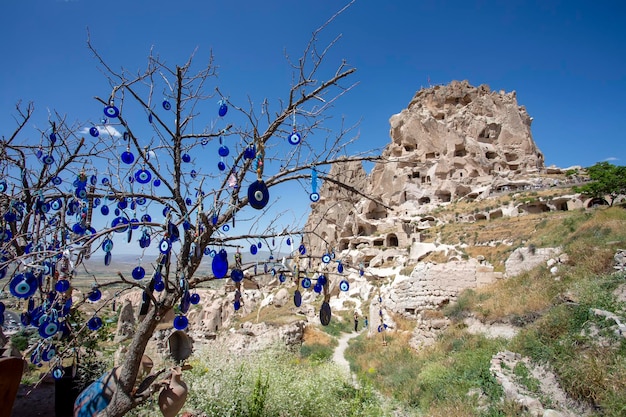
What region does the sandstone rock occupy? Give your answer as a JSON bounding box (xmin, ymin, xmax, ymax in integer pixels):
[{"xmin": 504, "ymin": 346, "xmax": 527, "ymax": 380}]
[
  {"xmin": 384, "ymin": 259, "xmax": 500, "ymax": 315},
  {"xmin": 273, "ymin": 288, "xmax": 290, "ymax": 307},
  {"xmin": 505, "ymin": 247, "xmax": 562, "ymax": 278}
]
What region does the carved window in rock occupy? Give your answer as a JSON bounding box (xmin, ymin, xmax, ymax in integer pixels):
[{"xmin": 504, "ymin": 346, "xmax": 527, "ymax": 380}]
[
  {"xmin": 386, "ymin": 233, "xmax": 399, "ymax": 247},
  {"xmin": 436, "ymin": 190, "xmax": 451, "ymax": 203},
  {"xmin": 373, "ymin": 238, "xmax": 384, "ymax": 247},
  {"xmin": 418, "ymin": 196, "xmax": 431, "ymax": 205}
]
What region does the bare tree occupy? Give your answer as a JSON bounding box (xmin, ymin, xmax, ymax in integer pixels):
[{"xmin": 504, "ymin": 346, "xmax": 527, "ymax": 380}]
[{"xmin": 0, "ymin": 2, "xmax": 383, "ymax": 416}]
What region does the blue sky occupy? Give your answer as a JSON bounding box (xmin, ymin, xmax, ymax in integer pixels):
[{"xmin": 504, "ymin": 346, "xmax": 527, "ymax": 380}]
[
  {"xmin": 1, "ymin": 0, "xmax": 625, "ymax": 257},
  {"xmin": 2, "ymin": 0, "xmax": 625, "ymax": 169}
]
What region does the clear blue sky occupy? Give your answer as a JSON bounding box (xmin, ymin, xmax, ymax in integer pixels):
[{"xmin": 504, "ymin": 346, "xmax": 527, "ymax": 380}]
[{"xmin": 2, "ymin": 0, "xmax": 625, "ymax": 170}]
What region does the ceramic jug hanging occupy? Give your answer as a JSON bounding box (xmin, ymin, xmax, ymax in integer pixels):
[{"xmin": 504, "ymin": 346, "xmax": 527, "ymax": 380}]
[{"xmin": 158, "ymin": 367, "xmax": 188, "ymax": 417}]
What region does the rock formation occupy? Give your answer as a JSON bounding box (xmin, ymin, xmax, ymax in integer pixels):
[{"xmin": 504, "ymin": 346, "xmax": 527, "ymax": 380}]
[{"xmin": 305, "ymin": 80, "xmax": 546, "ymax": 260}]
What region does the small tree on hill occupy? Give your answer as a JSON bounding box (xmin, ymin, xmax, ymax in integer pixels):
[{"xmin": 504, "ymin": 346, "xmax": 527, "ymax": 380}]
[
  {"xmin": 574, "ymin": 161, "xmax": 626, "ymax": 206},
  {"xmin": 0, "ymin": 3, "xmax": 380, "ymax": 416}
]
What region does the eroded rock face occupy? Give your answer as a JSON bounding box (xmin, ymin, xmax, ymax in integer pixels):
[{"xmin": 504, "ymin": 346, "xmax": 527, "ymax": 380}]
[
  {"xmin": 375, "ymin": 80, "xmax": 544, "ymax": 209},
  {"xmin": 304, "ymin": 80, "xmax": 545, "ymax": 261},
  {"xmin": 383, "ymin": 259, "xmax": 501, "ymax": 316}
]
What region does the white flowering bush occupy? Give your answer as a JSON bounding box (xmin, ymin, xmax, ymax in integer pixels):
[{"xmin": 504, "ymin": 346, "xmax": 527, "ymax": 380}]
[{"xmin": 182, "ymin": 343, "xmax": 385, "ymax": 417}]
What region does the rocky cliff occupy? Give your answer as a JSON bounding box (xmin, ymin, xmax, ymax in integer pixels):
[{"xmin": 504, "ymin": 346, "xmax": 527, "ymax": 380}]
[{"xmin": 304, "ymin": 80, "xmax": 546, "ymax": 259}]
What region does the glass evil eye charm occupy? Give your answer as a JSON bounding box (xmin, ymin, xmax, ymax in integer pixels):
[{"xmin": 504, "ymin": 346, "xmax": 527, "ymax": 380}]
[
  {"xmin": 39, "ymin": 319, "xmax": 59, "ymax": 339},
  {"xmin": 182, "ymin": 153, "xmax": 191, "ymax": 163},
  {"xmin": 217, "ymin": 161, "xmax": 226, "ymax": 171},
  {"xmin": 88, "ymin": 288, "xmax": 102, "ymax": 302},
  {"xmin": 132, "ymin": 266, "xmax": 145, "ymax": 280},
  {"xmin": 321, "ymin": 254, "xmax": 331, "ymax": 264},
  {"xmin": 88, "ymin": 316, "xmax": 103, "ymax": 331},
  {"xmin": 162, "ymin": 100, "xmax": 172, "ymax": 110},
  {"xmin": 135, "ymin": 169, "xmax": 152, "ymax": 184},
  {"xmin": 9, "ymin": 273, "xmax": 38, "ymax": 299},
  {"xmin": 89, "ymin": 127, "xmax": 99, "ymax": 137},
  {"xmin": 190, "ymin": 293, "xmax": 200, "ymax": 304},
  {"xmin": 339, "ymin": 280, "xmax": 350, "ymax": 292},
  {"xmin": 42, "ymin": 155, "xmax": 55, "ymax": 165},
  {"xmin": 218, "ymin": 100, "xmax": 228, "ymax": 117},
  {"xmin": 52, "ymin": 366, "xmax": 64, "ymax": 380},
  {"xmin": 288, "ymin": 131, "xmax": 301, "ymax": 145},
  {"xmin": 211, "ymin": 249, "xmax": 228, "ymax": 279},
  {"xmin": 159, "ymin": 238, "xmax": 171, "ymax": 254},
  {"xmin": 247, "ymin": 180, "xmax": 269, "ymax": 210},
  {"xmin": 301, "ymin": 277, "xmax": 312, "ymax": 289},
  {"xmin": 104, "ymin": 105, "xmax": 119, "ymax": 118},
  {"xmin": 310, "ymin": 192, "xmax": 320, "ymax": 202},
  {"xmin": 230, "ymin": 269, "xmax": 244, "ymax": 283},
  {"xmin": 294, "ymin": 289, "xmax": 302, "ymax": 307},
  {"xmin": 121, "ymin": 150, "xmax": 135, "ymax": 165},
  {"xmin": 173, "ymin": 315, "xmax": 188, "ymax": 330},
  {"xmin": 218, "ymin": 146, "xmax": 229, "ymax": 157}
]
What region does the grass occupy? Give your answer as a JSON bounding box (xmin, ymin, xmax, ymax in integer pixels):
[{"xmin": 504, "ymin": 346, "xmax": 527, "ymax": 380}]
[{"xmin": 346, "ymin": 206, "xmax": 626, "ymax": 415}]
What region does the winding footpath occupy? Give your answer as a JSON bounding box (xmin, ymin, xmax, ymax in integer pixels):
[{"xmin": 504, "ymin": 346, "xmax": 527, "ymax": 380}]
[{"xmin": 332, "ymin": 330, "xmax": 363, "ymax": 387}]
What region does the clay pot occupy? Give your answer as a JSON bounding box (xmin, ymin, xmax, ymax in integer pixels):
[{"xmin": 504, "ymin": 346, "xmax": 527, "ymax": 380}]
[{"xmin": 158, "ymin": 367, "xmax": 188, "ymax": 417}]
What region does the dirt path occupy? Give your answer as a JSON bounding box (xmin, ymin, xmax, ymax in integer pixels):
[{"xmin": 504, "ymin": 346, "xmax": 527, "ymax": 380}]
[{"xmin": 332, "ymin": 330, "xmax": 362, "ymax": 387}]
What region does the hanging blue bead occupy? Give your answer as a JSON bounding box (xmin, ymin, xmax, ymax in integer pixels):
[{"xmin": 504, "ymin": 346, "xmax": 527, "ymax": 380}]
[
  {"xmin": 218, "ymin": 100, "xmax": 228, "ymax": 117},
  {"xmin": 173, "ymin": 315, "xmax": 188, "ymax": 330},
  {"xmin": 121, "ymin": 150, "xmax": 135, "ymax": 165},
  {"xmin": 101, "ymin": 205, "xmax": 109, "ymax": 216},
  {"xmin": 42, "ymin": 155, "xmax": 55, "ymax": 165},
  {"xmin": 288, "ymin": 131, "xmax": 301, "ymax": 145},
  {"xmin": 218, "ymin": 146, "xmax": 229, "ymax": 157},
  {"xmin": 87, "ymin": 316, "xmax": 103, "ymax": 331},
  {"xmin": 337, "ymin": 262, "xmax": 344, "ymax": 274},
  {"xmin": 217, "ymin": 161, "xmax": 226, "ymax": 171},
  {"xmin": 244, "ymin": 143, "xmax": 256, "ymax": 159},
  {"xmin": 88, "ymin": 288, "xmax": 102, "ymax": 302},
  {"xmin": 162, "ymin": 100, "xmax": 172, "ymax": 110},
  {"xmin": 231, "ymin": 269, "xmax": 244, "ymax": 283},
  {"xmin": 159, "ymin": 239, "xmax": 171, "ymax": 254},
  {"xmin": 154, "ymin": 280, "xmax": 165, "ymax": 292},
  {"xmin": 301, "ymin": 278, "xmax": 312, "ymax": 289},
  {"xmin": 135, "ymin": 169, "xmax": 152, "ymax": 184},
  {"xmin": 182, "ymin": 153, "xmax": 191, "ymax": 163},
  {"xmin": 211, "ymin": 249, "xmax": 228, "ymax": 278},
  {"xmin": 190, "ymin": 293, "xmax": 200, "ymax": 304},
  {"xmin": 10, "ymin": 273, "xmax": 38, "ymax": 298},
  {"xmin": 153, "ymin": 179, "xmax": 161, "ymax": 187},
  {"xmin": 339, "ymin": 280, "xmax": 349, "ymax": 292},
  {"xmin": 318, "ymin": 275, "xmax": 327, "ymax": 286},
  {"xmin": 89, "ymin": 127, "xmax": 99, "ymax": 137},
  {"xmin": 52, "ymin": 366, "xmax": 64, "ymax": 380},
  {"xmin": 132, "ymin": 266, "xmax": 145, "ymax": 280},
  {"xmin": 55, "ymin": 279, "xmax": 71, "ymax": 292},
  {"xmin": 39, "ymin": 319, "xmax": 59, "ymax": 339},
  {"xmin": 104, "ymin": 105, "xmax": 119, "ymax": 118}
]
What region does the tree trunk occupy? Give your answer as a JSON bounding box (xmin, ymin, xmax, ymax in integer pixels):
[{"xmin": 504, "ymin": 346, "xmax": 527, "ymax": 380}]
[{"xmin": 97, "ymin": 293, "xmax": 175, "ymax": 417}]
